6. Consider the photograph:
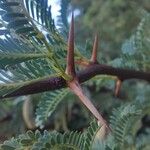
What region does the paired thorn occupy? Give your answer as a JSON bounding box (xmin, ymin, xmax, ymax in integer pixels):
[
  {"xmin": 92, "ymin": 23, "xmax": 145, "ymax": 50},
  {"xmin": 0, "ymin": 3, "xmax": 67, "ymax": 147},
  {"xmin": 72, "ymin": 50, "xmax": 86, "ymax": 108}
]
[
  {"xmin": 65, "ymin": 13, "xmax": 110, "ymax": 134},
  {"xmin": 66, "ymin": 13, "xmax": 75, "ymax": 78},
  {"xmin": 90, "ymin": 34, "xmax": 99, "ymax": 64},
  {"xmin": 115, "ymin": 78, "xmax": 122, "ymax": 97}
]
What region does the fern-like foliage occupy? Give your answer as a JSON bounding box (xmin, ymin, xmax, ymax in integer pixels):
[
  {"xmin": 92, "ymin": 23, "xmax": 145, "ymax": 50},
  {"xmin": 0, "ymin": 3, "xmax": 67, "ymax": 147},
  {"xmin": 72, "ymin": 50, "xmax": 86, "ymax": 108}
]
[
  {"xmin": 83, "ymin": 120, "xmax": 100, "ymax": 150},
  {"xmin": 111, "ymin": 11, "xmax": 150, "ymax": 71},
  {"xmin": 35, "ymin": 88, "xmax": 69, "ymax": 128},
  {"xmin": 110, "ymin": 104, "xmax": 141, "ymax": 147},
  {"xmin": 0, "ymin": 0, "xmax": 79, "ymax": 102},
  {"xmin": 57, "ymin": 0, "xmax": 70, "ymax": 36},
  {"xmin": 0, "ymin": 0, "xmax": 58, "ymax": 97},
  {"xmin": 1, "ymin": 121, "xmax": 101, "ymax": 150},
  {"xmin": 0, "ymin": 0, "xmax": 85, "ymax": 99},
  {"xmin": 1, "ymin": 96, "xmax": 150, "ymax": 150}
]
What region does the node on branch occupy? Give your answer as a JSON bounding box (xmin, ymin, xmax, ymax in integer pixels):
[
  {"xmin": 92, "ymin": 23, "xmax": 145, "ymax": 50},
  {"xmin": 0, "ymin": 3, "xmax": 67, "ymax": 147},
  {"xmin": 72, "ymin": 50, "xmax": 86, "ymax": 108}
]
[{"xmin": 65, "ymin": 13, "xmax": 110, "ymax": 133}]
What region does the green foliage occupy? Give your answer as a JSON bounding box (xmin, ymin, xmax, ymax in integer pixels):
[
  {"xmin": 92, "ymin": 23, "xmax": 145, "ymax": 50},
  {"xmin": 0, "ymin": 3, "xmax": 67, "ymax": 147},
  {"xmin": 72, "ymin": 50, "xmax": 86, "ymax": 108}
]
[
  {"xmin": 0, "ymin": 53, "xmax": 47, "ymax": 69},
  {"xmin": 0, "ymin": 0, "xmax": 66, "ymax": 98},
  {"xmin": 111, "ymin": 11, "xmax": 150, "ymax": 71},
  {"xmin": 58, "ymin": 0, "xmax": 70, "ymax": 35},
  {"xmin": 1, "ymin": 96, "xmax": 150, "ymax": 150},
  {"xmin": 0, "ymin": 121, "xmax": 101, "ymax": 150},
  {"xmin": 0, "ymin": 0, "xmax": 150, "ymax": 149},
  {"xmin": 83, "ymin": 121, "xmax": 100, "ymax": 150},
  {"xmin": 24, "ymin": 0, "xmax": 55, "ymax": 32},
  {"xmin": 110, "ymin": 104, "xmax": 141, "ymax": 147},
  {"xmin": 36, "ymin": 89, "xmax": 69, "ymax": 128},
  {"xmin": 72, "ymin": 0, "xmax": 150, "ymax": 58}
]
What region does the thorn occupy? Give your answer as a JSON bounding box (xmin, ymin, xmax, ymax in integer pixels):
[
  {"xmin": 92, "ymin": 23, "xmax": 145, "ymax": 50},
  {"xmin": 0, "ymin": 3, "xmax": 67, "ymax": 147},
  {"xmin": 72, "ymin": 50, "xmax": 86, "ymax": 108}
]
[
  {"xmin": 115, "ymin": 78, "xmax": 122, "ymax": 97},
  {"xmin": 90, "ymin": 34, "xmax": 99, "ymax": 63},
  {"xmin": 68, "ymin": 79, "xmax": 110, "ymax": 130},
  {"xmin": 66, "ymin": 12, "xmax": 75, "ymax": 78}
]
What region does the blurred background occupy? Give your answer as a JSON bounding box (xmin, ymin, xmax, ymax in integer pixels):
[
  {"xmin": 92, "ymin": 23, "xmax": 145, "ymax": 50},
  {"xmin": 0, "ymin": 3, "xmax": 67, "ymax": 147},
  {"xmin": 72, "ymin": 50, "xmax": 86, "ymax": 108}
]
[{"xmin": 0, "ymin": 0, "xmax": 150, "ymax": 143}]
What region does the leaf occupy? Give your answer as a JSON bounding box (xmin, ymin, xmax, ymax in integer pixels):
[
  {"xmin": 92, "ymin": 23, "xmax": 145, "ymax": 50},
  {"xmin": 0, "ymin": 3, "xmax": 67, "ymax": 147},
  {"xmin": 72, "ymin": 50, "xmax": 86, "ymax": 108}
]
[
  {"xmin": 0, "ymin": 53, "xmax": 47, "ymax": 69},
  {"xmin": 110, "ymin": 104, "xmax": 141, "ymax": 147},
  {"xmin": 0, "ymin": 2, "xmax": 20, "ymax": 11},
  {"xmin": 35, "ymin": 89, "xmax": 69, "ymax": 128},
  {"xmin": 1, "ymin": 145, "xmax": 15, "ymax": 150},
  {"xmin": 7, "ymin": 19, "xmax": 29, "ymax": 29},
  {"xmin": 83, "ymin": 120, "xmax": 100, "ymax": 150},
  {"xmin": 2, "ymin": 12, "xmax": 25, "ymax": 22},
  {"xmin": 16, "ymin": 27, "xmax": 35, "ymax": 34},
  {"xmin": 20, "ymin": 139, "xmax": 33, "ymax": 146},
  {"xmin": 57, "ymin": 0, "xmax": 70, "ymax": 35},
  {"xmin": 0, "ymin": 30, "xmax": 9, "ymax": 35},
  {"xmin": 1, "ymin": 130, "xmax": 84, "ymax": 150}
]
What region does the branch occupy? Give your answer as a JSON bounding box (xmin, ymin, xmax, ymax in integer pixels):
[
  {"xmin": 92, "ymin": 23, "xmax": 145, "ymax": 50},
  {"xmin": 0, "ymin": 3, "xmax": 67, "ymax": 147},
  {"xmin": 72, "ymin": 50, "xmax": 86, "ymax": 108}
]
[{"xmin": 1, "ymin": 64, "xmax": 149, "ymax": 99}]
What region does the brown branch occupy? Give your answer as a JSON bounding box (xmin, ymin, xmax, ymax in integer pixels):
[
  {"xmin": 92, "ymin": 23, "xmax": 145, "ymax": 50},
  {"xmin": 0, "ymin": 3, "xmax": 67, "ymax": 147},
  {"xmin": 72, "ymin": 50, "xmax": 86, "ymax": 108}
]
[{"xmin": 1, "ymin": 64, "xmax": 149, "ymax": 99}]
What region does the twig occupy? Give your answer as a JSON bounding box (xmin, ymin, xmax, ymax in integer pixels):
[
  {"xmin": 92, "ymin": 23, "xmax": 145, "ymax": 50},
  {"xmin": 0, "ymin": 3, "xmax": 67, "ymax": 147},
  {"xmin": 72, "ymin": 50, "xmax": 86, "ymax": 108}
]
[{"xmin": 1, "ymin": 64, "xmax": 149, "ymax": 99}]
